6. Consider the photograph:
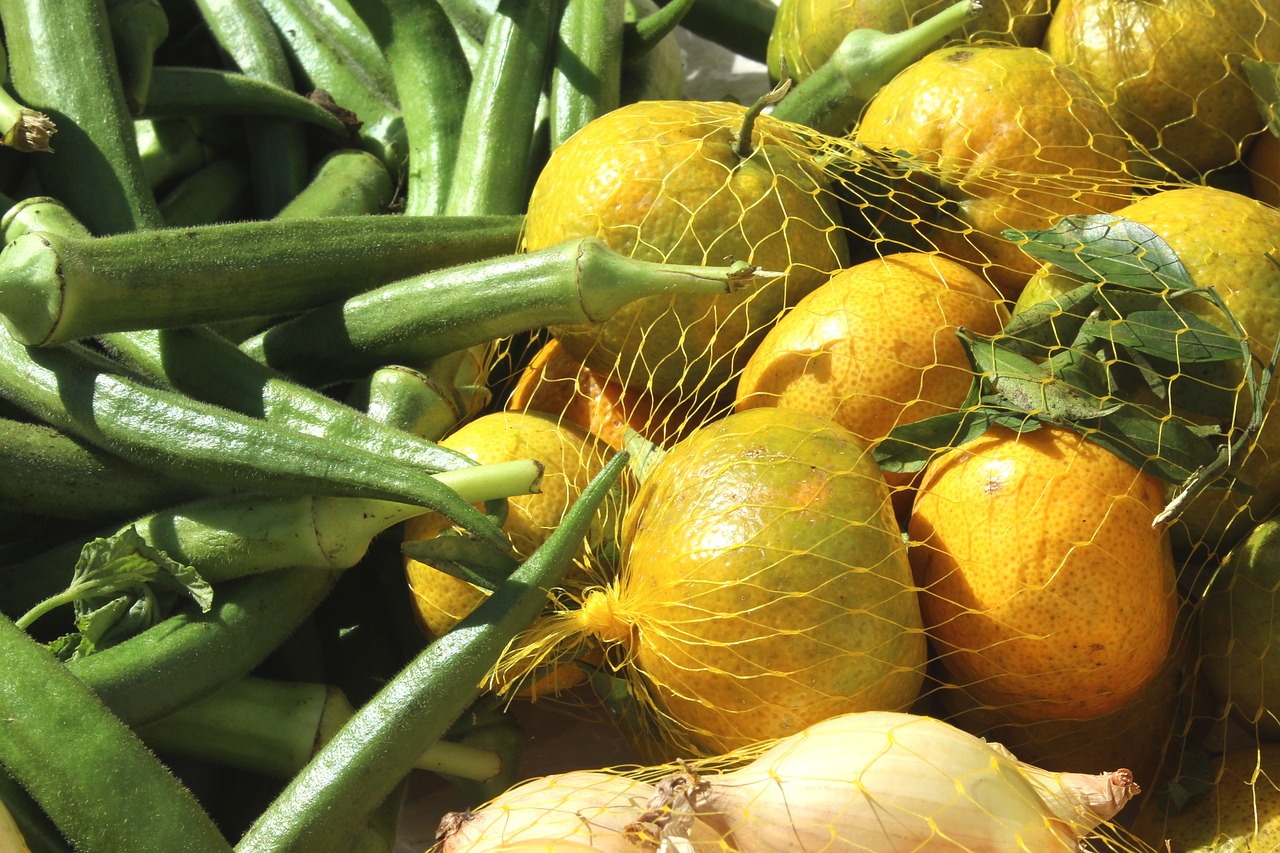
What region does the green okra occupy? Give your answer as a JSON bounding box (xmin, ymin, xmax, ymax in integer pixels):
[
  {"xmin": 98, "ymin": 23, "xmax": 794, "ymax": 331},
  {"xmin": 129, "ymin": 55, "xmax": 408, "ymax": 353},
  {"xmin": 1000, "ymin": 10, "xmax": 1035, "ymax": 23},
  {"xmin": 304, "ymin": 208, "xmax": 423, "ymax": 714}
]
[
  {"xmin": 350, "ymin": 0, "xmax": 471, "ymax": 216},
  {"xmin": 137, "ymin": 676, "xmax": 505, "ymax": 781},
  {"xmin": 107, "ymin": 0, "xmax": 170, "ymax": 114},
  {"xmin": 347, "ymin": 364, "xmax": 478, "ymax": 440},
  {"xmin": 240, "ymin": 235, "xmax": 769, "ymax": 386},
  {"xmin": 549, "ymin": 0, "xmax": 624, "ymax": 152},
  {"xmin": 0, "ymin": 0, "xmax": 163, "ymax": 234},
  {"xmin": 0, "ymin": 415, "xmax": 217, "ymax": 522},
  {"xmin": 2, "ymin": 196, "xmax": 92, "ymax": 243},
  {"xmin": 192, "ymin": 0, "xmax": 309, "ymax": 216},
  {"xmin": 437, "ymin": 0, "xmax": 495, "ymax": 45},
  {"xmin": 0, "ymin": 214, "xmax": 523, "ymax": 345},
  {"xmin": 275, "ymin": 148, "xmax": 395, "ymax": 219},
  {"xmin": 235, "ymin": 450, "xmax": 628, "ymax": 853},
  {"xmin": 158, "ymin": 157, "xmax": 250, "ymax": 226},
  {"xmin": 622, "ymin": 0, "xmax": 695, "ymax": 61},
  {"xmin": 0, "ymin": 332, "xmax": 508, "ymax": 549},
  {"xmin": 134, "ymin": 117, "xmax": 211, "ymax": 188},
  {"xmin": 68, "ymin": 566, "xmax": 340, "ymax": 725},
  {"xmin": 142, "ymin": 66, "xmax": 354, "ymax": 137},
  {"xmin": 654, "ymin": 0, "xmax": 776, "ymax": 64},
  {"xmin": 445, "ymin": 0, "xmax": 560, "ymax": 216},
  {"xmin": 0, "ymin": 41, "xmax": 55, "ymax": 154},
  {"xmin": 770, "ymin": 0, "xmax": 980, "ymax": 136},
  {"xmin": 17, "ymin": 459, "xmax": 539, "ymax": 591},
  {"xmin": 0, "ymin": 613, "xmax": 232, "ymax": 853}
]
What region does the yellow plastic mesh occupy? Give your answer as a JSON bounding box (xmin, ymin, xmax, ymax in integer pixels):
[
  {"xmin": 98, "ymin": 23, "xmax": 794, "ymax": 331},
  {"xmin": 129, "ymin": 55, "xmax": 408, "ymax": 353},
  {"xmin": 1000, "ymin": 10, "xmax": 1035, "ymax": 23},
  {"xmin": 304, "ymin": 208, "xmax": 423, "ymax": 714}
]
[{"xmin": 419, "ymin": 6, "xmax": 1280, "ymax": 850}]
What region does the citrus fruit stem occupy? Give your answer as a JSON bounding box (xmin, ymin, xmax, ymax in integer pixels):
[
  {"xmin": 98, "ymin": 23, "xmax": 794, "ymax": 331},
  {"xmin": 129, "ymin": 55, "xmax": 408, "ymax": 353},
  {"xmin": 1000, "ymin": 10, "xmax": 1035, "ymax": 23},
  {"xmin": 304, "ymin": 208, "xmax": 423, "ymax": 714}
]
[
  {"xmin": 771, "ymin": 0, "xmax": 981, "ymax": 135},
  {"xmin": 733, "ymin": 77, "xmax": 792, "ymax": 158}
]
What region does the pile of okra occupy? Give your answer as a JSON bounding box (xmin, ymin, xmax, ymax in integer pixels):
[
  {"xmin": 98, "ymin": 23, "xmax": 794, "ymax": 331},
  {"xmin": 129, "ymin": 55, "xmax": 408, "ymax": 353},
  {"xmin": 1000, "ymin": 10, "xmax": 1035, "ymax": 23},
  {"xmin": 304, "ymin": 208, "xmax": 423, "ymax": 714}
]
[{"xmin": 0, "ymin": 0, "xmax": 776, "ymax": 851}]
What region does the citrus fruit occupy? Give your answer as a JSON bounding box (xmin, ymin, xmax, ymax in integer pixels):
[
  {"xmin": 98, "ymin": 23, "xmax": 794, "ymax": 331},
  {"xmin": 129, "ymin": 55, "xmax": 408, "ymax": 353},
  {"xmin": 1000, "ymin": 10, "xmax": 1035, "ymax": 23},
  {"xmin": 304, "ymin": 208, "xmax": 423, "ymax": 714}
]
[
  {"xmin": 403, "ymin": 410, "xmax": 611, "ymax": 640},
  {"xmin": 767, "ymin": 0, "xmax": 1055, "ymax": 83},
  {"xmin": 1248, "ymin": 128, "xmax": 1280, "ymax": 207},
  {"xmin": 907, "ymin": 424, "xmax": 1179, "ymax": 722},
  {"xmin": 1014, "ymin": 186, "xmax": 1280, "ymax": 559},
  {"xmin": 1043, "ymin": 0, "xmax": 1280, "ymax": 180},
  {"xmin": 1130, "ymin": 744, "xmax": 1280, "ymax": 852},
  {"xmin": 733, "ymin": 250, "xmax": 1007, "ymax": 464},
  {"xmin": 1199, "ymin": 518, "xmax": 1280, "ymax": 738},
  {"xmin": 574, "ymin": 406, "xmax": 926, "ymax": 756},
  {"xmin": 853, "ymin": 44, "xmax": 1134, "ymax": 299},
  {"xmin": 522, "ymin": 99, "xmax": 849, "ymax": 405}
]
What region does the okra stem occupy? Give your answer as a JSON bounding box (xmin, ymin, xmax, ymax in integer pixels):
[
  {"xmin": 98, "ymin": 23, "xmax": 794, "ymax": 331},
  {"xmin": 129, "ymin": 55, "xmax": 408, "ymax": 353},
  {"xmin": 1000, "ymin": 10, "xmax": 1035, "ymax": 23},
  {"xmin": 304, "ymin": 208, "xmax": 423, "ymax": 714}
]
[
  {"xmin": 235, "ymin": 451, "xmax": 628, "ymax": 853},
  {"xmin": 350, "ymin": 0, "xmax": 471, "ymax": 216},
  {"xmin": 240, "ymin": 236, "xmax": 769, "ymax": 386},
  {"xmin": 770, "ymin": 0, "xmax": 980, "ymax": 135},
  {"xmin": 142, "ymin": 66, "xmax": 353, "ymax": 137},
  {"xmin": 445, "ymin": 0, "xmax": 560, "ymax": 216},
  {"xmin": 0, "ymin": 43, "xmax": 55, "ymax": 154},
  {"xmin": 0, "ymin": 331, "xmax": 508, "ymax": 548},
  {"xmin": 0, "ymin": 613, "xmax": 233, "ymax": 853},
  {"xmin": 0, "ymin": 0, "xmax": 164, "ymax": 234},
  {"xmin": 137, "ymin": 676, "xmax": 504, "ymax": 781},
  {"xmin": 0, "ymin": 214, "xmax": 522, "ymax": 345}
]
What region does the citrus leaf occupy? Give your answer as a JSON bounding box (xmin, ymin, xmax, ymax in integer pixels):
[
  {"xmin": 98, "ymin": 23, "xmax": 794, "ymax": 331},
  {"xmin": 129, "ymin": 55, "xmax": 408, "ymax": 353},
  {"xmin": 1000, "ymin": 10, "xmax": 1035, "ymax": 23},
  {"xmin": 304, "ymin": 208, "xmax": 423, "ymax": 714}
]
[
  {"xmin": 1243, "ymin": 58, "xmax": 1280, "ymax": 136},
  {"xmin": 998, "ymin": 281, "xmax": 1100, "ymax": 356},
  {"xmin": 1080, "ymin": 309, "xmax": 1244, "ymax": 365},
  {"xmin": 1004, "ymin": 214, "xmax": 1195, "ymax": 293},
  {"xmin": 874, "ymin": 406, "xmax": 996, "ymax": 473},
  {"xmin": 1085, "ymin": 404, "xmax": 1223, "ymax": 485},
  {"xmin": 960, "ymin": 330, "xmax": 1123, "ymax": 422}
]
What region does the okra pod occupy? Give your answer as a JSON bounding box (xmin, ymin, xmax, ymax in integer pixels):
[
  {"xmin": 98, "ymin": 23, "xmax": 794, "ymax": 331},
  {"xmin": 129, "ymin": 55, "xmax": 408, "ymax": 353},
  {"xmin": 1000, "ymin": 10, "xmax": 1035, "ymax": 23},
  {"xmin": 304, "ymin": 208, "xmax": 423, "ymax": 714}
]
[
  {"xmin": 106, "ymin": 0, "xmax": 170, "ymax": 114},
  {"xmin": 549, "ymin": 0, "xmax": 624, "ymax": 151},
  {"xmin": 437, "ymin": 0, "xmax": 494, "ymax": 44},
  {"xmin": 0, "ymin": 332, "xmax": 507, "ymax": 548},
  {"xmin": 1, "ymin": 197, "xmax": 90, "ymax": 243},
  {"xmin": 347, "ymin": 365, "xmax": 474, "ymax": 440},
  {"xmin": 621, "ymin": 0, "xmax": 694, "ymax": 60},
  {"xmin": 654, "ymin": 0, "xmax": 775, "ymax": 64},
  {"xmin": 0, "ymin": 42, "xmax": 55, "ymax": 154},
  {"xmin": 142, "ymin": 66, "xmax": 353, "ymax": 138},
  {"xmin": 67, "ymin": 566, "xmax": 339, "ymax": 725},
  {"xmin": 192, "ymin": 0, "xmax": 309, "ymax": 215},
  {"xmin": 770, "ymin": 0, "xmax": 980, "ymax": 136},
  {"xmin": 16, "ymin": 459, "xmax": 538, "ymax": 592},
  {"xmin": 0, "ymin": 0, "xmax": 164, "ymax": 234},
  {"xmin": 274, "ymin": 149, "xmax": 394, "ymax": 219},
  {"xmin": 445, "ymin": 0, "xmax": 560, "ymax": 216},
  {"xmin": 0, "ymin": 415, "xmax": 216, "ymax": 522},
  {"xmin": 349, "ymin": 0, "xmax": 471, "ymax": 216},
  {"xmin": 134, "ymin": 117, "xmax": 210, "ymax": 188},
  {"xmin": 240, "ymin": 235, "xmax": 767, "ymax": 385},
  {"xmin": 0, "ymin": 613, "xmax": 232, "ymax": 853},
  {"xmin": 158, "ymin": 157, "xmax": 250, "ymax": 226},
  {"xmin": 236, "ymin": 450, "xmax": 628, "ymax": 853},
  {"xmin": 0, "ymin": 214, "xmax": 523, "ymax": 345},
  {"xmin": 137, "ymin": 676, "xmax": 504, "ymax": 781}
]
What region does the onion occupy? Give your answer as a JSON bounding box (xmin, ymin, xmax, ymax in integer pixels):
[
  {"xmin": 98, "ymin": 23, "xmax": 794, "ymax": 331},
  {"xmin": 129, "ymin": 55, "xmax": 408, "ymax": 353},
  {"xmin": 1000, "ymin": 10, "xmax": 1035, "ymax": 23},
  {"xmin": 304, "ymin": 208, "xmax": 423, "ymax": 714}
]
[
  {"xmin": 673, "ymin": 711, "xmax": 1138, "ymax": 852},
  {"xmin": 435, "ymin": 770, "xmax": 726, "ymax": 852}
]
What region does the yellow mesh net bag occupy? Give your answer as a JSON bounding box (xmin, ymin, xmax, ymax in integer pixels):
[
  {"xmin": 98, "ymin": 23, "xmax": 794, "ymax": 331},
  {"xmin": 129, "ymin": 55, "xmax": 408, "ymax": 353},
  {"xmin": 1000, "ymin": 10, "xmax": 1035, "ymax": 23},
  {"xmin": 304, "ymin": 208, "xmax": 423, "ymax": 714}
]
[{"xmin": 410, "ymin": 3, "xmax": 1280, "ymax": 850}]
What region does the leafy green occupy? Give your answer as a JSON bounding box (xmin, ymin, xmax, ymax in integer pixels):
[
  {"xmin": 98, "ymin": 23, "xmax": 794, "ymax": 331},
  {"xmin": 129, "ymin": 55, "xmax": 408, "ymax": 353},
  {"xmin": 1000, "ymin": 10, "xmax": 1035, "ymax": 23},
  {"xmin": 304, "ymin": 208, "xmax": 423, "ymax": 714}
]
[
  {"xmin": 1243, "ymin": 58, "xmax": 1280, "ymax": 137},
  {"xmin": 1003, "ymin": 214, "xmax": 1194, "ymax": 293},
  {"xmin": 21, "ymin": 526, "xmax": 212, "ymax": 661}
]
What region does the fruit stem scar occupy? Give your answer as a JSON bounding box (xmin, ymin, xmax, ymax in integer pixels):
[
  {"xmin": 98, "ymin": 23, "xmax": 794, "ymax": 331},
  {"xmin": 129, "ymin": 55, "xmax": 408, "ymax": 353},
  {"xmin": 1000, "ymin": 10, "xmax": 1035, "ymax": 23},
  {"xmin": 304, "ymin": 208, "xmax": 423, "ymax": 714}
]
[{"xmin": 734, "ymin": 77, "xmax": 791, "ymax": 160}]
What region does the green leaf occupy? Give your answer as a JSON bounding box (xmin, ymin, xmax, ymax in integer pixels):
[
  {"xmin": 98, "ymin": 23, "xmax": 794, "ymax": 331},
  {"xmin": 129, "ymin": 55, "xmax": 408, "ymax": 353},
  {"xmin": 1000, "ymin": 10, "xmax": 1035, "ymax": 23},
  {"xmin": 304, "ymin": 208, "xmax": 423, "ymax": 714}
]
[
  {"xmin": 961, "ymin": 330, "xmax": 1123, "ymax": 422},
  {"xmin": 874, "ymin": 407, "xmax": 997, "ymax": 473},
  {"xmin": 1085, "ymin": 404, "xmax": 1224, "ymax": 486},
  {"xmin": 1005, "ymin": 214, "xmax": 1195, "ymax": 293},
  {"xmin": 999, "ymin": 281, "xmax": 1100, "ymax": 356},
  {"xmin": 1243, "ymin": 58, "xmax": 1280, "ymax": 136},
  {"xmin": 401, "ymin": 531, "xmax": 519, "ymax": 593},
  {"xmin": 1080, "ymin": 309, "xmax": 1244, "ymax": 365}
]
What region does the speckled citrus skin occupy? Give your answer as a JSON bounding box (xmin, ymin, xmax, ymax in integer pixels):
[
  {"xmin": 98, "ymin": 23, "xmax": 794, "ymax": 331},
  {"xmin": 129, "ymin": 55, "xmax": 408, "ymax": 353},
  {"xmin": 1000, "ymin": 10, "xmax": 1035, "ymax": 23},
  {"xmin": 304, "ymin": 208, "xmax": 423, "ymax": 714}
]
[
  {"xmin": 615, "ymin": 406, "xmax": 926, "ymax": 755},
  {"xmin": 907, "ymin": 425, "xmax": 1177, "ymax": 722},
  {"xmin": 522, "ymin": 99, "xmax": 849, "ymax": 402},
  {"xmin": 767, "ymin": 0, "xmax": 1055, "ymax": 82},
  {"xmin": 403, "ymin": 410, "xmax": 610, "ymax": 639},
  {"xmin": 1015, "ymin": 186, "xmax": 1280, "ymax": 557},
  {"xmin": 1044, "ymin": 0, "xmax": 1280, "ymax": 178},
  {"xmin": 854, "ymin": 44, "xmax": 1133, "ymax": 298}
]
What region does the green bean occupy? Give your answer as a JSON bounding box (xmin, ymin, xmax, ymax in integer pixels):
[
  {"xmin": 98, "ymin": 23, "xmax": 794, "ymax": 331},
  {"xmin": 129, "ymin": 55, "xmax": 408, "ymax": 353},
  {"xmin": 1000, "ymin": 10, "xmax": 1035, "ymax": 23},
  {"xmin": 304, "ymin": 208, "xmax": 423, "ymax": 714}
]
[
  {"xmin": 445, "ymin": 0, "xmax": 560, "ymax": 216},
  {"xmin": 239, "ymin": 235, "xmax": 765, "ymax": 385},
  {"xmin": 274, "ymin": 149, "xmax": 394, "ymax": 219},
  {"xmin": 0, "ymin": 214, "xmax": 522, "ymax": 345},
  {"xmin": 0, "ymin": 415, "xmax": 216, "ymax": 522},
  {"xmin": 0, "ymin": 613, "xmax": 232, "ymax": 853},
  {"xmin": 549, "ymin": 0, "xmax": 623, "ymax": 151},
  {"xmin": 0, "ymin": 332, "xmax": 508, "ymax": 548},
  {"xmin": 193, "ymin": 0, "xmax": 309, "ymax": 215},
  {"xmin": 654, "ymin": 0, "xmax": 776, "ymax": 64},
  {"xmin": 0, "ymin": 0, "xmax": 164, "ymax": 234},
  {"xmin": 143, "ymin": 66, "xmax": 353, "ymax": 137},
  {"xmin": 106, "ymin": 0, "xmax": 170, "ymax": 114},
  {"xmin": 350, "ymin": 0, "xmax": 471, "ymax": 216},
  {"xmin": 235, "ymin": 450, "xmax": 628, "ymax": 853}
]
